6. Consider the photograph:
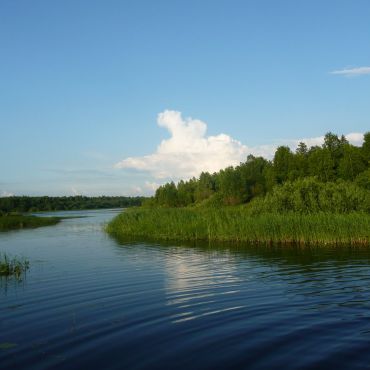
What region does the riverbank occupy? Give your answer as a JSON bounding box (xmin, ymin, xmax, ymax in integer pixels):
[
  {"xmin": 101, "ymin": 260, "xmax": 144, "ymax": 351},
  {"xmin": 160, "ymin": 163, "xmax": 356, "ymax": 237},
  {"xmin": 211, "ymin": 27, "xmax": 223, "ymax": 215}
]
[
  {"xmin": 106, "ymin": 208, "xmax": 370, "ymax": 246},
  {"xmin": 0, "ymin": 214, "xmax": 60, "ymax": 231}
]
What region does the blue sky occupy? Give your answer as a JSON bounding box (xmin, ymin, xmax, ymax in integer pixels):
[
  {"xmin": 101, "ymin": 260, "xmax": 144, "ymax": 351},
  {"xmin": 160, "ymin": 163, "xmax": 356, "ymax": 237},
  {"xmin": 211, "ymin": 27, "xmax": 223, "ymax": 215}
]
[{"xmin": 1, "ymin": 0, "xmax": 369, "ymax": 196}]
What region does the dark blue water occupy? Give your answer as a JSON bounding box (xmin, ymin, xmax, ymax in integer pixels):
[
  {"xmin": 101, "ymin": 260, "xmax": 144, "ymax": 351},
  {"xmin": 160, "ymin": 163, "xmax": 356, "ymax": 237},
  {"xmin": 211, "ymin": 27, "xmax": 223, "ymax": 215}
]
[{"xmin": 1, "ymin": 209, "xmax": 370, "ymax": 369}]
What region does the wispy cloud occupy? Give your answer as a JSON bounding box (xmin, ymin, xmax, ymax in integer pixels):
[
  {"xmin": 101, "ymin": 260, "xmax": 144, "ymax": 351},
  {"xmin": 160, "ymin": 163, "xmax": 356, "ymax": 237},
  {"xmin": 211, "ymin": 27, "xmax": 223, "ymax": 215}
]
[
  {"xmin": 331, "ymin": 66, "xmax": 370, "ymax": 77},
  {"xmin": 115, "ymin": 110, "xmax": 365, "ymax": 182},
  {"xmin": 144, "ymin": 181, "xmax": 161, "ymax": 192},
  {"xmin": 70, "ymin": 187, "xmax": 82, "ymax": 196},
  {"xmin": 129, "ymin": 186, "xmax": 143, "ymax": 195}
]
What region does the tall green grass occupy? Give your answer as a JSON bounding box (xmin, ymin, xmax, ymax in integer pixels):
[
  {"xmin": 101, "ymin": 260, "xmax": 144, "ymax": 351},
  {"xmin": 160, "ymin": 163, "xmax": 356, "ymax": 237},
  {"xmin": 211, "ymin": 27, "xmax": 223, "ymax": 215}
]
[
  {"xmin": 0, "ymin": 254, "xmax": 29, "ymax": 279},
  {"xmin": 106, "ymin": 208, "xmax": 370, "ymax": 246},
  {"xmin": 0, "ymin": 214, "xmax": 60, "ymax": 231}
]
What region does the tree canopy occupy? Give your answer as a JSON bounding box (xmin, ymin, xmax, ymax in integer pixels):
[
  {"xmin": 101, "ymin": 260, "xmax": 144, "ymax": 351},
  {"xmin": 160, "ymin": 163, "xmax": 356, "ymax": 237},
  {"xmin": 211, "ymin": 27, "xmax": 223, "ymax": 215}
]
[
  {"xmin": 148, "ymin": 132, "xmax": 370, "ymax": 209},
  {"xmin": 0, "ymin": 196, "xmax": 145, "ymax": 213}
]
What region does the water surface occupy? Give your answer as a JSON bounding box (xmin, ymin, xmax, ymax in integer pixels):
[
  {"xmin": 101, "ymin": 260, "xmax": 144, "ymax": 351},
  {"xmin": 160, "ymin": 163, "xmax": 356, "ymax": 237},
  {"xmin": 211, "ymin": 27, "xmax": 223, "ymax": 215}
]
[{"xmin": 1, "ymin": 209, "xmax": 370, "ymax": 369}]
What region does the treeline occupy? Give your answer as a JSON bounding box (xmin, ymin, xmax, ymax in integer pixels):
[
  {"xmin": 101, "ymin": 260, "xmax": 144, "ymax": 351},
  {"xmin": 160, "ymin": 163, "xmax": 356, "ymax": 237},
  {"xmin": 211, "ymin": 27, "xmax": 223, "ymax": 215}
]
[
  {"xmin": 148, "ymin": 132, "xmax": 370, "ymax": 209},
  {"xmin": 0, "ymin": 196, "xmax": 145, "ymax": 213}
]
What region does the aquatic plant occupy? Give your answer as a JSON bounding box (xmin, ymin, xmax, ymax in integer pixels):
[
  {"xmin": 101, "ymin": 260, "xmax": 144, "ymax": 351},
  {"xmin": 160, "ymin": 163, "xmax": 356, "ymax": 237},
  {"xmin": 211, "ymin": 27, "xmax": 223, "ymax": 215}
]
[
  {"xmin": 0, "ymin": 254, "xmax": 29, "ymax": 279},
  {"xmin": 107, "ymin": 208, "xmax": 370, "ymax": 246},
  {"xmin": 0, "ymin": 214, "xmax": 60, "ymax": 231}
]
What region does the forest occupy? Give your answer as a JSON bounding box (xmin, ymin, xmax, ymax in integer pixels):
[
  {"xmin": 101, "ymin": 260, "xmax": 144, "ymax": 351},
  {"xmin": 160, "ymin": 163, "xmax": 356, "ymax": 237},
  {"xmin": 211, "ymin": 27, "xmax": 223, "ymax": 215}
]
[
  {"xmin": 0, "ymin": 195, "xmax": 145, "ymax": 213},
  {"xmin": 147, "ymin": 132, "xmax": 370, "ymax": 212}
]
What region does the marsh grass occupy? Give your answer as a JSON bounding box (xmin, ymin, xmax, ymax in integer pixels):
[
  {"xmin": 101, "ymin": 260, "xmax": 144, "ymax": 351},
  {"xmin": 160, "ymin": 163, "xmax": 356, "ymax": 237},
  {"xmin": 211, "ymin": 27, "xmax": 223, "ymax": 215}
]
[
  {"xmin": 106, "ymin": 208, "xmax": 370, "ymax": 246},
  {"xmin": 0, "ymin": 254, "xmax": 29, "ymax": 279},
  {"xmin": 0, "ymin": 214, "xmax": 60, "ymax": 231}
]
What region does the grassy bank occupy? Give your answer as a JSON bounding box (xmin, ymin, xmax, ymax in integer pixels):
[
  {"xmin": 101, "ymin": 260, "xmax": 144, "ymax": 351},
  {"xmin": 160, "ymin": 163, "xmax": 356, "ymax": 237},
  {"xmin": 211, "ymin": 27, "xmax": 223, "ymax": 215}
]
[
  {"xmin": 0, "ymin": 254, "xmax": 29, "ymax": 279},
  {"xmin": 106, "ymin": 208, "xmax": 370, "ymax": 246},
  {"xmin": 0, "ymin": 214, "xmax": 60, "ymax": 231}
]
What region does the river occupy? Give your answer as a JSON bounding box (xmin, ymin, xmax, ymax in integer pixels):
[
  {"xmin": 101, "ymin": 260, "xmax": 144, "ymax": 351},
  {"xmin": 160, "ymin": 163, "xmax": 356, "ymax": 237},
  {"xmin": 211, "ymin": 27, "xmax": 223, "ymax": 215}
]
[{"xmin": 1, "ymin": 209, "xmax": 370, "ymax": 369}]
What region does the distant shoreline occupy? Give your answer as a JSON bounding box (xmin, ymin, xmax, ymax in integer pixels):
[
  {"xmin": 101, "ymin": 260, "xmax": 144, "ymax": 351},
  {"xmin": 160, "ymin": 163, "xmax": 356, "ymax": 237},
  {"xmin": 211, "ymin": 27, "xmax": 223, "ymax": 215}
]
[{"xmin": 0, "ymin": 195, "xmax": 146, "ymax": 214}]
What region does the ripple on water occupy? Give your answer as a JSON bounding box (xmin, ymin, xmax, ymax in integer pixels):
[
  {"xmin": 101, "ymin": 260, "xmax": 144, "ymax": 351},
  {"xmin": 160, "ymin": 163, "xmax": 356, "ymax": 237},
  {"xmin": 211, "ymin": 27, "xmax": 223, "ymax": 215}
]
[{"xmin": 2, "ymin": 211, "xmax": 370, "ymax": 369}]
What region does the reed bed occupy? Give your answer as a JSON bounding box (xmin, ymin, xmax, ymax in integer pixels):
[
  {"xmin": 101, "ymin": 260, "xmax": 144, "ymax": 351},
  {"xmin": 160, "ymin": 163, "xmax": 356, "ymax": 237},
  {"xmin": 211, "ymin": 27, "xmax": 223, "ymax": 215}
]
[
  {"xmin": 0, "ymin": 254, "xmax": 29, "ymax": 279},
  {"xmin": 0, "ymin": 215, "xmax": 60, "ymax": 231},
  {"xmin": 106, "ymin": 208, "xmax": 370, "ymax": 246}
]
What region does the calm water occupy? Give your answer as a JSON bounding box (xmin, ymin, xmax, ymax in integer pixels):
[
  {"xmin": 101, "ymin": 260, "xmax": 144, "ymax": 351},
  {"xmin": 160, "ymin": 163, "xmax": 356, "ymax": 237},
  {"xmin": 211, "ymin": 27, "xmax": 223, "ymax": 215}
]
[{"xmin": 1, "ymin": 209, "xmax": 370, "ymax": 369}]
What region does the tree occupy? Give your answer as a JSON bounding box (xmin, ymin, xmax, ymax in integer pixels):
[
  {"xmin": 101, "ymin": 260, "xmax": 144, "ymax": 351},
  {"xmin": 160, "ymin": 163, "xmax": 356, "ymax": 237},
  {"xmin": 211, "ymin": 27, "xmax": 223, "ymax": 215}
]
[
  {"xmin": 273, "ymin": 146, "xmax": 294, "ymax": 183},
  {"xmin": 322, "ymin": 132, "xmax": 347, "ymax": 171},
  {"xmin": 154, "ymin": 182, "xmax": 179, "ymax": 207},
  {"xmin": 217, "ymin": 167, "xmax": 245, "ymax": 205},
  {"xmin": 177, "ymin": 179, "xmax": 196, "ymax": 206},
  {"xmin": 296, "ymin": 142, "xmax": 308, "ymax": 156},
  {"xmin": 238, "ymin": 155, "xmax": 269, "ymax": 198},
  {"xmin": 195, "ymin": 172, "xmax": 215, "ymax": 202},
  {"xmin": 293, "ymin": 142, "xmax": 309, "ymax": 178},
  {"xmin": 338, "ymin": 145, "xmax": 367, "ymax": 181},
  {"xmin": 308, "ymin": 147, "xmax": 335, "ymax": 181},
  {"xmin": 355, "ymin": 169, "xmax": 370, "ymax": 190},
  {"xmin": 362, "ymin": 132, "xmax": 370, "ymax": 163}
]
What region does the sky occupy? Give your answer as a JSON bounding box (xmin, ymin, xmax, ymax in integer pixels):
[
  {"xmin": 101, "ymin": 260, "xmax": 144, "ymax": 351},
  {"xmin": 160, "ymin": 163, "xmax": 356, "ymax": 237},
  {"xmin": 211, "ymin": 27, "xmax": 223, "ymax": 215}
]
[{"xmin": 0, "ymin": 0, "xmax": 369, "ymax": 196}]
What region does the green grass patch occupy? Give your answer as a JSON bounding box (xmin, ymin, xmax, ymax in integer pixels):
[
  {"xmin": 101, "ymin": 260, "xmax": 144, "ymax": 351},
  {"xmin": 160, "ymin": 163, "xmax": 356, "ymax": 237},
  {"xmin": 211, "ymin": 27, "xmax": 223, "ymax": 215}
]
[
  {"xmin": 106, "ymin": 207, "xmax": 370, "ymax": 246},
  {"xmin": 0, "ymin": 254, "xmax": 29, "ymax": 279},
  {"xmin": 0, "ymin": 214, "xmax": 60, "ymax": 231}
]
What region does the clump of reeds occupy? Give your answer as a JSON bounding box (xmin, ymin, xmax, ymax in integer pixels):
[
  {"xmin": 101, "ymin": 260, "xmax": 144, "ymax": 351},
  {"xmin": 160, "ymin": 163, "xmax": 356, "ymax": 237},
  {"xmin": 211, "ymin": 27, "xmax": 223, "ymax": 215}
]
[
  {"xmin": 106, "ymin": 208, "xmax": 370, "ymax": 246},
  {"xmin": 0, "ymin": 214, "xmax": 60, "ymax": 231},
  {"xmin": 0, "ymin": 254, "xmax": 30, "ymax": 279}
]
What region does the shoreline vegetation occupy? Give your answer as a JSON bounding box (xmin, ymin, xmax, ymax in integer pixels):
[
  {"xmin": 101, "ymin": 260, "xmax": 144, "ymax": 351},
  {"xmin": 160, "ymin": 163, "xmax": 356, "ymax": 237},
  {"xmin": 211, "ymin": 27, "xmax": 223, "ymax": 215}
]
[
  {"xmin": 0, "ymin": 254, "xmax": 29, "ymax": 279},
  {"xmin": 107, "ymin": 208, "xmax": 370, "ymax": 246},
  {"xmin": 107, "ymin": 132, "xmax": 370, "ymax": 246},
  {"xmin": 0, "ymin": 196, "xmax": 145, "ymax": 232},
  {"xmin": 0, "ymin": 214, "xmax": 61, "ymax": 231},
  {"xmin": 0, "ymin": 195, "xmax": 145, "ymax": 213}
]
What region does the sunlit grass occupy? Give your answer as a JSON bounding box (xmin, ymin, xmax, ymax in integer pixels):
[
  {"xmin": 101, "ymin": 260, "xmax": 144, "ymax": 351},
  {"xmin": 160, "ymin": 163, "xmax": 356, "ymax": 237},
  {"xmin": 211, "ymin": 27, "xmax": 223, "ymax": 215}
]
[{"xmin": 106, "ymin": 208, "xmax": 370, "ymax": 246}]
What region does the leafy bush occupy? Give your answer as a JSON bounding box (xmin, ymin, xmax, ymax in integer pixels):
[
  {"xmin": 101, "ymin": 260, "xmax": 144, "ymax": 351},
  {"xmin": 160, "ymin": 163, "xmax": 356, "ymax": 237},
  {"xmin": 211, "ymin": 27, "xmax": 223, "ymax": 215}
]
[{"xmin": 248, "ymin": 178, "xmax": 370, "ymax": 214}]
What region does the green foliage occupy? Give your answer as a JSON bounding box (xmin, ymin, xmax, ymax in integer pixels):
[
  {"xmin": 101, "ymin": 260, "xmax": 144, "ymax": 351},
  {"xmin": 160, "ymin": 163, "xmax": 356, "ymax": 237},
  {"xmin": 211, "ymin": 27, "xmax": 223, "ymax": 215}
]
[
  {"xmin": 149, "ymin": 132, "xmax": 369, "ymax": 209},
  {"xmin": 338, "ymin": 144, "xmax": 367, "ymax": 180},
  {"xmin": 0, "ymin": 214, "xmax": 60, "ymax": 231},
  {"xmin": 355, "ymin": 169, "xmax": 370, "ymax": 190},
  {"xmin": 247, "ymin": 178, "xmax": 370, "ymax": 214},
  {"xmin": 195, "ymin": 172, "xmax": 216, "ymax": 202},
  {"xmin": 107, "ymin": 132, "xmax": 370, "ymax": 246},
  {"xmin": 107, "ymin": 208, "xmax": 370, "ymax": 246},
  {"xmin": 273, "ymin": 146, "xmax": 295, "ymax": 183},
  {"xmin": 308, "ymin": 147, "xmax": 335, "ymax": 181},
  {"xmin": 0, "ymin": 196, "xmax": 145, "ymax": 213},
  {"xmin": 217, "ymin": 166, "xmax": 246, "ymax": 205},
  {"xmin": 154, "ymin": 182, "xmax": 179, "ymax": 207},
  {"xmin": 363, "ymin": 132, "xmax": 370, "ymax": 163},
  {"xmin": 0, "ymin": 254, "xmax": 29, "ymax": 279}
]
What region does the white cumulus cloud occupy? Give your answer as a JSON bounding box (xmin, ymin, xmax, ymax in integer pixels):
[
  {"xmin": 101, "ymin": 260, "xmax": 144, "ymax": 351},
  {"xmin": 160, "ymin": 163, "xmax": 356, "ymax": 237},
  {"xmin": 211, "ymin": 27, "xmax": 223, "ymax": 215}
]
[
  {"xmin": 331, "ymin": 66, "xmax": 370, "ymax": 76},
  {"xmin": 115, "ymin": 110, "xmax": 249, "ymax": 179},
  {"xmin": 144, "ymin": 181, "xmax": 161, "ymax": 192},
  {"xmin": 345, "ymin": 132, "xmax": 365, "ymax": 146},
  {"xmin": 115, "ymin": 110, "xmax": 365, "ymax": 181}
]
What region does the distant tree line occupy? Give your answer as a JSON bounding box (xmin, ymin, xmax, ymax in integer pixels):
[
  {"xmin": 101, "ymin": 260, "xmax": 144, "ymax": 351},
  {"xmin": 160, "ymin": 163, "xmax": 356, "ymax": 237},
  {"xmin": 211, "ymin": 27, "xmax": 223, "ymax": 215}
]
[
  {"xmin": 0, "ymin": 196, "xmax": 145, "ymax": 213},
  {"xmin": 147, "ymin": 132, "xmax": 370, "ymax": 210}
]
